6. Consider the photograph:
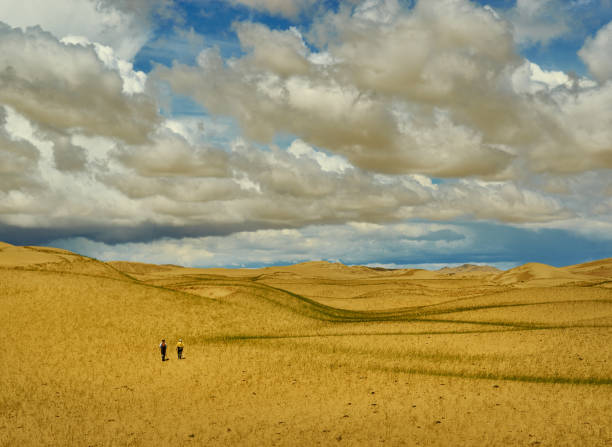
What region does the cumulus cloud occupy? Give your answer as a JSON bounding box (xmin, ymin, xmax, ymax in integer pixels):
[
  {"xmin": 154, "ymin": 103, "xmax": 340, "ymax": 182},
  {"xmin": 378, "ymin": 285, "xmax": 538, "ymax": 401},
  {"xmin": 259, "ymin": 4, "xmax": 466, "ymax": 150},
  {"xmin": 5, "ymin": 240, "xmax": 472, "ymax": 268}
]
[
  {"xmin": 156, "ymin": 0, "xmax": 523, "ymax": 177},
  {"xmin": 0, "ymin": 106, "xmax": 575, "ymax": 240},
  {"xmin": 287, "ymin": 139, "xmax": 351, "ymax": 173},
  {"xmin": 352, "ymin": 0, "xmax": 402, "ymax": 24},
  {"xmin": 441, "ymin": 180, "xmax": 571, "ymax": 223},
  {"xmin": 0, "ymin": 0, "xmax": 159, "ymax": 60},
  {"xmin": 158, "ymin": 47, "xmax": 406, "ymax": 172},
  {"xmin": 0, "ymin": 102, "xmax": 604, "ymax": 254},
  {"xmin": 112, "ymin": 129, "xmax": 230, "ymax": 178},
  {"xmin": 511, "ymin": 61, "xmax": 596, "ymax": 94},
  {"xmin": 0, "ymin": 23, "xmax": 159, "ymax": 144},
  {"xmin": 62, "ymin": 35, "xmax": 147, "ymax": 94},
  {"xmin": 0, "ymin": 105, "xmax": 430, "ymax": 238},
  {"xmin": 0, "ymin": 107, "xmax": 41, "ymax": 191},
  {"xmin": 504, "ymin": 0, "xmax": 612, "ymax": 48},
  {"xmin": 51, "ymin": 135, "xmax": 88, "ymax": 172},
  {"xmin": 235, "ymin": 22, "xmax": 311, "ymax": 77},
  {"xmin": 156, "ymin": 0, "xmax": 612, "ymax": 180},
  {"xmin": 528, "ymin": 82, "xmax": 612, "ymax": 172},
  {"xmin": 323, "ymin": 0, "xmax": 519, "ymax": 102},
  {"xmin": 505, "ymin": 0, "xmax": 570, "ymax": 45},
  {"xmin": 579, "ymin": 20, "xmax": 612, "ymax": 82}
]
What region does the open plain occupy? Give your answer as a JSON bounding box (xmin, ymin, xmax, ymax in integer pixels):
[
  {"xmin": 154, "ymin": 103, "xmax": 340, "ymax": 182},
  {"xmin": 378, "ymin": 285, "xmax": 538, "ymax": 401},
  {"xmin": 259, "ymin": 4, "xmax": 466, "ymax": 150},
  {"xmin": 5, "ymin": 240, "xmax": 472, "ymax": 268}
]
[{"xmin": 1, "ymin": 241, "xmax": 611, "ymax": 446}]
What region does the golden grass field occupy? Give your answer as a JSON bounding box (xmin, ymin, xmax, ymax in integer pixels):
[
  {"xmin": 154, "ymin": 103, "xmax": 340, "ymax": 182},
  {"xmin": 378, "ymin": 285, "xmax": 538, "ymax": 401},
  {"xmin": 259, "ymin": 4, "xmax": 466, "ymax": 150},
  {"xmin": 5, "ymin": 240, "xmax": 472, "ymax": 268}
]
[{"xmin": 1, "ymin": 241, "xmax": 611, "ymax": 446}]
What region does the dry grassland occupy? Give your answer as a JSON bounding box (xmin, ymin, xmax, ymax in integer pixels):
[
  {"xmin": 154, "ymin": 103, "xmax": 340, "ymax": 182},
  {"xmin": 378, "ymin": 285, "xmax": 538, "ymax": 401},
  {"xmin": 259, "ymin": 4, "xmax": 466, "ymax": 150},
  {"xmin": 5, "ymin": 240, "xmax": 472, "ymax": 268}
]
[{"xmin": 1, "ymin": 243, "xmax": 611, "ymax": 446}]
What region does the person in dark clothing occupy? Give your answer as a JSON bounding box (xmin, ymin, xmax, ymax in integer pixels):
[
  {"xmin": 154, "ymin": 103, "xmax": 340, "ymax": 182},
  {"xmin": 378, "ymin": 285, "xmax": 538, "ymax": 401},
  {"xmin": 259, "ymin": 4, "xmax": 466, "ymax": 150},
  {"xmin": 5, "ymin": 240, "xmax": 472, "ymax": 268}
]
[{"xmin": 160, "ymin": 339, "xmax": 167, "ymax": 361}]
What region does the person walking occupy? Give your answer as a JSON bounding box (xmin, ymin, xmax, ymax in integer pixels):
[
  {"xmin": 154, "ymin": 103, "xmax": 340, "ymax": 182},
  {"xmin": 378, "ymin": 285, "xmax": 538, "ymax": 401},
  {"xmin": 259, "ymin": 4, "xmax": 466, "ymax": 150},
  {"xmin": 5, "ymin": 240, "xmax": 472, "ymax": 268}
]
[
  {"xmin": 176, "ymin": 338, "xmax": 184, "ymax": 359},
  {"xmin": 160, "ymin": 339, "xmax": 167, "ymax": 361}
]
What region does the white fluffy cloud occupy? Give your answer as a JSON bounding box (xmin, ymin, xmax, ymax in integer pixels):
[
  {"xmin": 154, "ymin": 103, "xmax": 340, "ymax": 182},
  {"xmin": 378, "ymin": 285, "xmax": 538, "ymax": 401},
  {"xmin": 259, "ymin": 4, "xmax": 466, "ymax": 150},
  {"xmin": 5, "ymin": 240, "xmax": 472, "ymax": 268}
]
[
  {"xmin": 287, "ymin": 140, "xmax": 351, "ymax": 173},
  {"xmin": 579, "ymin": 20, "xmax": 612, "ymax": 82},
  {"xmin": 0, "ymin": 108, "xmax": 40, "ymax": 191},
  {"xmin": 235, "ymin": 23, "xmax": 310, "ymax": 77},
  {"xmin": 2, "ymin": 95, "xmax": 578, "ymax": 242},
  {"xmin": 0, "ymin": 0, "xmax": 155, "ymax": 59},
  {"xmin": 0, "ymin": 24, "xmax": 158, "ymax": 143},
  {"xmin": 511, "ymin": 61, "xmax": 597, "ymax": 95},
  {"xmin": 505, "ymin": 0, "xmax": 570, "ymax": 45},
  {"xmin": 61, "ymin": 35, "xmax": 147, "ymax": 94},
  {"xmin": 157, "ymin": 0, "xmax": 612, "ymax": 178},
  {"xmin": 156, "ymin": 1, "xmax": 522, "ymax": 177}
]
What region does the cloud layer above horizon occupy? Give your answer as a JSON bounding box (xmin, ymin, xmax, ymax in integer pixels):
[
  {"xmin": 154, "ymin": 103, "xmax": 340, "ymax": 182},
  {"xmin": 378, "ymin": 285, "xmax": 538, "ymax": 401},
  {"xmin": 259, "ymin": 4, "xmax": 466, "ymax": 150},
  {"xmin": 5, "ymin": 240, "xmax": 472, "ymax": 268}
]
[{"xmin": 1, "ymin": 0, "xmax": 611, "ymax": 268}]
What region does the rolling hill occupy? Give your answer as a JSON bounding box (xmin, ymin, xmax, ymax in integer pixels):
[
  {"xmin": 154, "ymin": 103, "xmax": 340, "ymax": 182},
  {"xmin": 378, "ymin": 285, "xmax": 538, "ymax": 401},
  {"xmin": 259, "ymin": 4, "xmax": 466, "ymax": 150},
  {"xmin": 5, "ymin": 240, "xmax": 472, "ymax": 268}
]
[{"xmin": 1, "ymin": 242, "xmax": 611, "ymax": 446}]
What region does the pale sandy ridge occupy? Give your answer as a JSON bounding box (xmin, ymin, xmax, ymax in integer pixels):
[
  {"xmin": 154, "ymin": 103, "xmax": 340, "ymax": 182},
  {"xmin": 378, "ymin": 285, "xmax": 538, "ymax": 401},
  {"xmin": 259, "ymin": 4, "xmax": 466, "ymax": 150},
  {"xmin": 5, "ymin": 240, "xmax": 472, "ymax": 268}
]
[
  {"xmin": 494, "ymin": 262, "xmax": 598, "ymax": 287},
  {"xmin": 2, "ymin": 241, "xmax": 611, "ymax": 286},
  {"xmin": 438, "ymin": 264, "xmax": 502, "ymax": 276},
  {"xmin": 563, "ymin": 258, "xmax": 612, "ymax": 278},
  {"xmin": 0, "ymin": 243, "xmax": 127, "ymax": 280}
]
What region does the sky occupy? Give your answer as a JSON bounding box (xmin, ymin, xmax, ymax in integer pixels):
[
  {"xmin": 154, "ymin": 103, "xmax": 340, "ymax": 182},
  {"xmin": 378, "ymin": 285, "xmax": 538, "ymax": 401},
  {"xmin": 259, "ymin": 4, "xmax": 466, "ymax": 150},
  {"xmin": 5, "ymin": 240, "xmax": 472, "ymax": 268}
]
[{"xmin": 0, "ymin": 0, "xmax": 611, "ymax": 269}]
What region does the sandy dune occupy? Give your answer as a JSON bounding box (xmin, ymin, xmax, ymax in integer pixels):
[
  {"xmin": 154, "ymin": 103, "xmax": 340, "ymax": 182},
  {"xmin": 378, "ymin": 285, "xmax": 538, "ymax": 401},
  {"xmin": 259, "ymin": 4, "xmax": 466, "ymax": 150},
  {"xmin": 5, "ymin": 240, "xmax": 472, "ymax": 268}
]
[
  {"xmin": 0, "ymin": 242, "xmax": 74, "ymax": 266},
  {"xmin": 494, "ymin": 262, "xmax": 596, "ymax": 286},
  {"xmin": 0, "ymin": 242, "xmax": 128, "ymax": 280},
  {"xmin": 564, "ymin": 258, "xmax": 612, "ymax": 278},
  {"xmin": 438, "ymin": 264, "xmax": 502, "ymax": 280},
  {"xmin": 1, "ymin": 243, "xmax": 611, "ymax": 446}
]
